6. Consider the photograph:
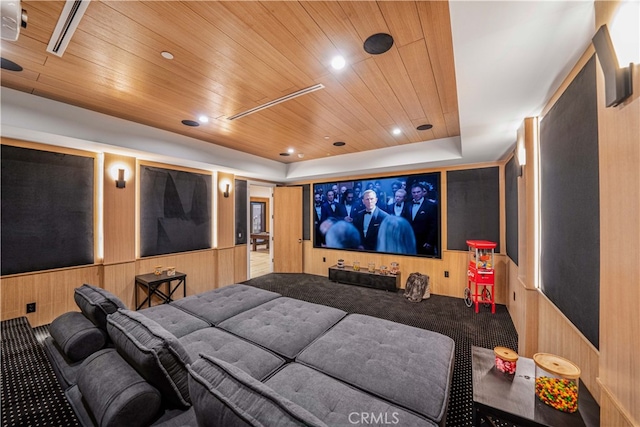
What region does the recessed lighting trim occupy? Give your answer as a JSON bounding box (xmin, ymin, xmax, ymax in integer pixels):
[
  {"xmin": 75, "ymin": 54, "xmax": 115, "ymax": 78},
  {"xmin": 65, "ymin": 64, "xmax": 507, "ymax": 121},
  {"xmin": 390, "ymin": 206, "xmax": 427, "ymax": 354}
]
[
  {"xmin": 417, "ymin": 124, "xmax": 433, "ymax": 131},
  {"xmin": 161, "ymin": 51, "xmax": 174, "ymax": 60},
  {"xmin": 392, "ymin": 128, "xmax": 402, "ymax": 135},
  {"xmin": 287, "ymin": 148, "xmax": 294, "ymax": 154},
  {"xmin": 333, "ymin": 141, "xmax": 346, "ymax": 147},
  {"xmin": 181, "ymin": 119, "xmax": 200, "ymax": 127},
  {"xmin": 198, "ymin": 115, "xmax": 209, "ymax": 123},
  {"xmin": 331, "ymin": 55, "xmax": 346, "ymax": 70}
]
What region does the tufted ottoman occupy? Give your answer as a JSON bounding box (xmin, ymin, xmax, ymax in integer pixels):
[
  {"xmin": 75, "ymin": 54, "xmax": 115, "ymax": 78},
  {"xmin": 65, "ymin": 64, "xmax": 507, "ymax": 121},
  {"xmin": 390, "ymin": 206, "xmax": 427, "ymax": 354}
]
[
  {"xmin": 297, "ymin": 314, "xmax": 455, "ymax": 426},
  {"xmin": 218, "ymin": 297, "xmax": 346, "ymax": 360},
  {"xmin": 172, "ymin": 284, "xmax": 280, "ymax": 325}
]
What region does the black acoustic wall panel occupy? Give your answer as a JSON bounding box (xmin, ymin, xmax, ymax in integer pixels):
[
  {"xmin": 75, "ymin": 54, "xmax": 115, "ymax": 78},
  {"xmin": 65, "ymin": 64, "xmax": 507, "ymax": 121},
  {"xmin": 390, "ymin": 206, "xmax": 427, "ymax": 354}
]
[
  {"xmin": 447, "ymin": 167, "xmax": 500, "ymax": 252},
  {"xmin": 140, "ymin": 166, "xmax": 211, "ymax": 257},
  {"xmin": 302, "ymin": 184, "xmax": 310, "ymax": 241},
  {"xmin": 505, "ymin": 155, "xmax": 519, "ymax": 265},
  {"xmin": 540, "ymin": 55, "xmax": 599, "ymax": 349},
  {"xmin": 235, "ymin": 179, "xmax": 247, "ymax": 245},
  {"xmin": 1, "ymin": 145, "xmax": 94, "ymax": 275}
]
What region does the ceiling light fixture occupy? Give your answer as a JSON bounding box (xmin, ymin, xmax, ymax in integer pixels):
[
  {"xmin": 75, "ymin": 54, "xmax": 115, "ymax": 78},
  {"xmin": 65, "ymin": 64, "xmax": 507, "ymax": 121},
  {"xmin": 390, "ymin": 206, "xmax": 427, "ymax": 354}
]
[
  {"xmin": 287, "ymin": 148, "xmax": 294, "ymax": 154},
  {"xmin": 161, "ymin": 51, "xmax": 174, "ymax": 60},
  {"xmin": 331, "ymin": 55, "xmax": 346, "ymax": 70},
  {"xmin": 228, "ymin": 84, "xmax": 325, "ymax": 121},
  {"xmin": 392, "ymin": 128, "xmax": 402, "ymax": 135},
  {"xmin": 198, "ymin": 115, "xmax": 209, "ymax": 123}
]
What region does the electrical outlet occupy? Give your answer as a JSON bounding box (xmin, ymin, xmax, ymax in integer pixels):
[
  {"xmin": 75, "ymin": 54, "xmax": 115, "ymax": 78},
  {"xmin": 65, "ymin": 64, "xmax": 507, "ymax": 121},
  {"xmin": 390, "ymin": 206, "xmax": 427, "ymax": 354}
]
[
  {"xmin": 26, "ymin": 302, "xmax": 36, "ymax": 313},
  {"xmin": 323, "ymin": 257, "xmax": 326, "ymax": 262},
  {"xmin": 513, "ymin": 292, "xmax": 516, "ymax": 301},
  {"xmin": 444, "ymin": 271, "xmax": 449, "ymax": 278}
]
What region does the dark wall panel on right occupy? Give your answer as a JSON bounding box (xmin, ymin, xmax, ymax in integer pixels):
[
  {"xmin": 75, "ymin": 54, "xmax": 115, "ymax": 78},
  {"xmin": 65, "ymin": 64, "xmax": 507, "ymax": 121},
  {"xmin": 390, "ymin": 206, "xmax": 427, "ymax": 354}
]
[
  {"xmin": 505, "ymin": 155, "xmax": 519, "ymax": 265},
  {"xmin": 539, "ymin": 55, "xmax": 599, "ymax": 349}
]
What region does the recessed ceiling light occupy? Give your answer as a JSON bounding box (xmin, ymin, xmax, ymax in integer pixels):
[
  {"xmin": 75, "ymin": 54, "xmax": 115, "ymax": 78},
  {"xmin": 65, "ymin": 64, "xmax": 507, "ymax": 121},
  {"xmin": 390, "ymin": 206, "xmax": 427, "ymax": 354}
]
[
  {"xmin": 181, "ymin": 119, "xmax": 200, "ymax": 127},
  {"xmin": 417, "ymin": 124, "xmax": 433, "ymax": 131},
  {"xmin": 331, "ymin": 55, "xmax": 346, "ymax": 70},
  {"xmin": 279, "ymin": 152, "xmax": 291, "ymax": 157},
  {"xmin": 333, "ymin": 141, "xmax": 346, "ymax": 147},
  {"xmin": 198, "ymin": 115, "xmax": 209, "ymax": 123},
  {"xmin": 324, "ymin": 136, "xmax": 330, "ymax": 140},
  {"xmin": 392, "ymin": 128, "xmax": 402, "ymax": 135},
  {"xmin": 287, "ymin": 148, "xmax": 295, "ymax": 154},
  {"xmin": 161, "ymin": 51, "xmax": 174, "ymax": 60},
  {"xmin": 363, "ymin": 33, "xmax": 394, "ymax": 55},
  {"xmin": 297, "ymin": 153, "xmax": 305, "ymax": 159}
]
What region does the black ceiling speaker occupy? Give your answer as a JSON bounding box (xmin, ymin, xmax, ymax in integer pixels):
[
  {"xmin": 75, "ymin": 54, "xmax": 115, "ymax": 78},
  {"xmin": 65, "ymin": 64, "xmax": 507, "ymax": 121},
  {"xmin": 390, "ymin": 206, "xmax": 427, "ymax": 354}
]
[
  {"xmin": 592, "ymin": 24, "xmax": 633, "ymax": 107},
  {"xmin": 181, "ymin": 119, "xmax": 200, "ymax": 127},
  {"xmin": 363, "ymin": 33, "xmax": 394, "ymax": 55},
  {"xmin": 1, "ymin": 57, "xmax": 23, "ymax": 71}
]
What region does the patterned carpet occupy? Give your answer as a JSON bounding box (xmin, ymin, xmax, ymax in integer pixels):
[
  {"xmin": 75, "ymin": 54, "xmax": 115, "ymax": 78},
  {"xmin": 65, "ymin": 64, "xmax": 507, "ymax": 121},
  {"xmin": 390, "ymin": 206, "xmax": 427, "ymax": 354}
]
[
  {"xmin": 0, "ymin": 317, "xmax": 79, "ymax": 427},
  {"xmin": 242, "ymin": 273, "xmax": 519, "ymax": 427},
  {"xmin": 1, "ymin": 273, "xmax": 517, "ymax": 426}
]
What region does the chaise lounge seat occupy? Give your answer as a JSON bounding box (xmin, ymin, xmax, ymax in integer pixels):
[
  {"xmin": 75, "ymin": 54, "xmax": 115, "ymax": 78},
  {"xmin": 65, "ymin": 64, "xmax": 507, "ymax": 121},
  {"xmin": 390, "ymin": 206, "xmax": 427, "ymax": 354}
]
[{"xmin": 44, "ymin": 283, "xmax": 456, "ymax": 427}]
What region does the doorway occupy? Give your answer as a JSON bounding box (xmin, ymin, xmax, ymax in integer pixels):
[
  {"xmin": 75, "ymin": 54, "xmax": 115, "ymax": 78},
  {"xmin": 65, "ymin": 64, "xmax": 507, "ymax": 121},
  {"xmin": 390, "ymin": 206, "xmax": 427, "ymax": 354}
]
[{"xmin": 248, "ymin": 184, "xmax": 273, "ymax": 278}]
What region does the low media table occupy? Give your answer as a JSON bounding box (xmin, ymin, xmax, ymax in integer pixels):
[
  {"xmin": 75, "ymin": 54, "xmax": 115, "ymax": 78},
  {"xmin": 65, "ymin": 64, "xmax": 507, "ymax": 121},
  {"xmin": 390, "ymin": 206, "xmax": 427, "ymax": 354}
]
[
  {"xmin": 328, "ymin": 265, "xmax": 400, "ymax": 292},
  {"xmin": 471, "ymin": 346, "xmax": 599, "ymax": 427}
]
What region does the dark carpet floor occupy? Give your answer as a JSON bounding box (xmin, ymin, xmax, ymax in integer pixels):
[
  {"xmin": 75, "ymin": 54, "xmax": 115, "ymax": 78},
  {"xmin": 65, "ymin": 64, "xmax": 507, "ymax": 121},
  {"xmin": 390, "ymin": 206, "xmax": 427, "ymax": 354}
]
[{"xmin": 242, "ymin": 273, "xmax": 519, "ymax": 427}]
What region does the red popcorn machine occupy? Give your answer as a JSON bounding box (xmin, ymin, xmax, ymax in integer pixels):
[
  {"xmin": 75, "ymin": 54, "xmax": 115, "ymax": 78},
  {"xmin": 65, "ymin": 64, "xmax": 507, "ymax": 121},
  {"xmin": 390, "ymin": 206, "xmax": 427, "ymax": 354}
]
[{"xmin": 464, "ymin": 240, "xmax": 497, "ymax": 313}]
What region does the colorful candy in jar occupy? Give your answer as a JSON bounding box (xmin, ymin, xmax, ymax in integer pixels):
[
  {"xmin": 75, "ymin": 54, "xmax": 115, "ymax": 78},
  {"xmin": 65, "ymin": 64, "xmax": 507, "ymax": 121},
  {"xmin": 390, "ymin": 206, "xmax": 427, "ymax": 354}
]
[{"xmin": 494, "ymin": 347, "xmax": 518, "ymax": 374}]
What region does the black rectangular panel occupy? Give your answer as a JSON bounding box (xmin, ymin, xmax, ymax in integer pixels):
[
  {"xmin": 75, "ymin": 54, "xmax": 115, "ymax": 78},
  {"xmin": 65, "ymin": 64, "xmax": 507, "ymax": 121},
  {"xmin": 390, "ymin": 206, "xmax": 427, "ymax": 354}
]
[
  {"xmin": 235, "ymin": 180, "xmax": 247, "ymax": 244},
  {"xmin": 505, "ymin": 155, "xmax": 519, "ymax": 265}
]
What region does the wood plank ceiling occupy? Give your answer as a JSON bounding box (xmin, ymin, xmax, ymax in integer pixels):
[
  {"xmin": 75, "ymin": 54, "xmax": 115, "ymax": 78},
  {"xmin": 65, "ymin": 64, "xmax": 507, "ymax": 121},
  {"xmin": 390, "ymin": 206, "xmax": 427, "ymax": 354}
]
[{"xmin": 1, "ymin": 1, "xmax": 459, "ymax": 163}]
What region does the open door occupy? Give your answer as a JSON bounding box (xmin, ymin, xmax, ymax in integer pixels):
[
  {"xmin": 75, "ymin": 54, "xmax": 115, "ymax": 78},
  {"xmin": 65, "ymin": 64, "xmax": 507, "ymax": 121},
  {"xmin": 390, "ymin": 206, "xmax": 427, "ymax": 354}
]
[{"xmin": 273, "ymin": 186, "xmax": 303, "ymax": 272}]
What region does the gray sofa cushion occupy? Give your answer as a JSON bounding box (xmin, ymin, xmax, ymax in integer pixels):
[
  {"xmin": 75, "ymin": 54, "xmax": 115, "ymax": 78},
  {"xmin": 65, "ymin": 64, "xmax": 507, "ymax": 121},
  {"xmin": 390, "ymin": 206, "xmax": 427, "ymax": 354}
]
[
  {"xmin": 172, "ymin": 284, "xmax": 280, "ymax": 325},
  {"xmin": 107, "ymin": 309, "xmax": 192, "ymax": 408},
  {"xmin": 43, "ymin": 336, "xmax": 83, "ymax": 390},
  {"xmin": 74, "ymin": 284, "xmax": 126, "ymax": 330},
  {"xmin": 49, "ymin": 311, "xmax": 106, "ymax": 362},
  {"xmin": 218, "ymin": 297, "xmax": 346, "ymax": 359},
  {"xmin": 187, "ymin": 354, "xmax": 328, "ymax": 427},
  {"xmin": 296, "ymin": 314, "xmax": 455, "ymax": 425},
  {"xmin": 179, "ymin": 327, "xmax": 284, "ymax": 381},
  {"xmin": 140, "ymin": 304, "xmax": 209, "ymax": 338},
  {"xmin": 76, "ymin": 348, "xmax": 161, "ymax": 427},
  {"xmin": 266, "ymin": 363, "xmax": 438, "ymax": 427}
]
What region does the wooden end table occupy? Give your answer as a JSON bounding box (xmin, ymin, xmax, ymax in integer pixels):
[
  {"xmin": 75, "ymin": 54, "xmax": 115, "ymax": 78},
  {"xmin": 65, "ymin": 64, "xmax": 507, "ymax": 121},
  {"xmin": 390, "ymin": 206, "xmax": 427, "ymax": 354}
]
[{"xmin": 135, "ymin": 271, "xmax": 186, "ymax": 310}]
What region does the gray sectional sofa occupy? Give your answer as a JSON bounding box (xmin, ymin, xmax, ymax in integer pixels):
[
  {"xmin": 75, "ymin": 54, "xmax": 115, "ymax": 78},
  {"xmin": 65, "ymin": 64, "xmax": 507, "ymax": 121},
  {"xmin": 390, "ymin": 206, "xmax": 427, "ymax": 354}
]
[{"xmin": 44, "ymin": 283, "xmax": 455, "ymax": 427}]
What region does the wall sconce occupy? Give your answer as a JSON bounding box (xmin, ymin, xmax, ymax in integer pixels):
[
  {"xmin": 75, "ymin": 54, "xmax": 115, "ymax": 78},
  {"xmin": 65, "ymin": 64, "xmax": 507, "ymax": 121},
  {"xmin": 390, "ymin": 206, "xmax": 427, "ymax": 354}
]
[
  {"xmin": 115, "ymin": 168, "xmax": 126, "ymax": 188},
  {"xmin": 592, "ymin": 24, "xmax": 633, "ymax": 107},
  {"xmin": 223, "ymin": 183, "xmax": 230, "ymax": 198}
]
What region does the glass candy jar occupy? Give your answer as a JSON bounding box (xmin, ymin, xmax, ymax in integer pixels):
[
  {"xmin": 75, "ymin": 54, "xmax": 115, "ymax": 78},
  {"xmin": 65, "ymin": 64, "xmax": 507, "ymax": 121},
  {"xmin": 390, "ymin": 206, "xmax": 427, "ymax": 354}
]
[{"xmin": 533, "ymin": 353, "xmax": 581, "ymax": 413}]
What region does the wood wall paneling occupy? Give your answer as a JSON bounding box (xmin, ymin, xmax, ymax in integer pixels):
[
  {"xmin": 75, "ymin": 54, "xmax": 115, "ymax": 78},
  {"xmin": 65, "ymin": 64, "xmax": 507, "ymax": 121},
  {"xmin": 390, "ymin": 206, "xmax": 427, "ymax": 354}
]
[
  {"xmin": 218, "ymin": 172, "xmax": 235, "ymax": 249},
  {"xmin": 234, "ymin": 245, "xmax": 248, "ymax": 283},
  {"xmin": 594, "ymin": 1, "xmax": 640, "ymax": 424},
  {"xmin": 0, "ymin": 266, "xmax": 102, "ymax": 327},
  {"xmin": 104, "ymin": 153, "xmax": 136, "ymax": 264},
  {"xmin": 103, "ymin": 262, "xmax": 136, "ymax": 309},
  {"xmin": 217, "ymin": 247, "xmax": 237, "ymax": 287}
]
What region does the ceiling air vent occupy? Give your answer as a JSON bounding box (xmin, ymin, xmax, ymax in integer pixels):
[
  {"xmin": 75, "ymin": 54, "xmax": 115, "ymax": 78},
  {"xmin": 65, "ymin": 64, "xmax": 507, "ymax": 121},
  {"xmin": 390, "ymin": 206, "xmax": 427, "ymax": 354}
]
[
  {"xmin": 46, "ymin": 0, "xmax": 91, "ymax": 57},
  {"xmin": 227, "ymin": 84, "xmax": 325, "ymax": 121}
]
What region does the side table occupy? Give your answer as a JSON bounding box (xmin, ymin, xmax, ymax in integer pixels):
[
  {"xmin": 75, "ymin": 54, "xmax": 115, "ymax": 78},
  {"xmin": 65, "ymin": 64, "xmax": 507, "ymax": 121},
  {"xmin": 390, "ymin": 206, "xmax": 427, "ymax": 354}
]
[
  {"xmin": 471, "ymin": 346, "xmax": 599, "ymax": 427},
  {"xmin": 135, "ymin": 272, "xmax": 186, "ymax": 310}
]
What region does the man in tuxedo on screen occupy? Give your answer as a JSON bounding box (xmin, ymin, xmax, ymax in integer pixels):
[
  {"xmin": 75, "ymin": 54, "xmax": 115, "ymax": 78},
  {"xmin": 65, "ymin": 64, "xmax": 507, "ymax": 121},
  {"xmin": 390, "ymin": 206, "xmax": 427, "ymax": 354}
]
[
  {"xmin": 405, "ymin": 183, "xmax": 438, "ymax": 256},
  {"xmin": 353, "ymin": 189, "xmax": 388, "ymax": 251},
  {"xmin": 386, "ymin": 188, "xmax": 408, "ymax": 216},
  {"xmin": 321, "ymin": 190, "xmax": 346, "ymax": 220},
  {"xmin": 341, "ymin": 189, "xmax": 360, "ymax": 223},
  {"xmin": 313, "ymin": 192, "xmax": 328, "ymax": 246}
]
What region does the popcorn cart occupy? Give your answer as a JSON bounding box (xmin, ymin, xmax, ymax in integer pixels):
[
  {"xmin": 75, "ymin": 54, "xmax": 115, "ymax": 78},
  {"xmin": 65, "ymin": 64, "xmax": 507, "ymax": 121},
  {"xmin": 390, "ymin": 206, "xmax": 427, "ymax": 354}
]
[{"xmin": 464, "ymin": 240, "xmax": 497, "ymax": 313}]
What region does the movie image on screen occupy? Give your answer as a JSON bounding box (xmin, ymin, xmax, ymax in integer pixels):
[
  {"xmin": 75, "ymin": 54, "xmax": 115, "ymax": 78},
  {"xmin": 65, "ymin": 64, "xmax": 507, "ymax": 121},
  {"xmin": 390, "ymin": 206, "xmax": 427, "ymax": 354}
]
[{"xmin": 313, "ymin": 173, "xmax": 441, "ymax": 258}]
